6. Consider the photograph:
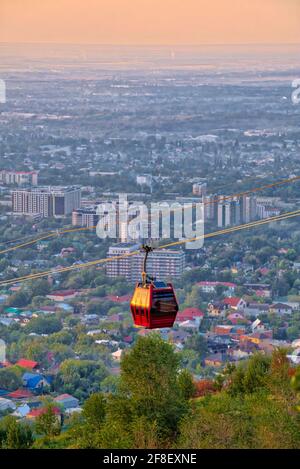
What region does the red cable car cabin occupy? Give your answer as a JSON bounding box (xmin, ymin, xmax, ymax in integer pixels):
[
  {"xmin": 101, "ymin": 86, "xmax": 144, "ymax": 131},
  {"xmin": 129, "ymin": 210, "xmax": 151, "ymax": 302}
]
[
  {"xmin": 130, "ymin": 280, "xmax": 179, "ymax": 329},
  {"xmin": 130, "ymin": 246, "xmax": 179, "ymax": 329}
]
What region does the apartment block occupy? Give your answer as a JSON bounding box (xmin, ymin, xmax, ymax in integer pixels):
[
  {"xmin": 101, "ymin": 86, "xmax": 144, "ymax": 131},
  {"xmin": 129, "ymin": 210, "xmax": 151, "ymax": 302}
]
[
  {"xmin": 12, "ymin": 186, "xmax": 81, "ymax": 218},
  {"xmin": 106, "ymin": 243, "xmax": 185, "ymax": 282}
]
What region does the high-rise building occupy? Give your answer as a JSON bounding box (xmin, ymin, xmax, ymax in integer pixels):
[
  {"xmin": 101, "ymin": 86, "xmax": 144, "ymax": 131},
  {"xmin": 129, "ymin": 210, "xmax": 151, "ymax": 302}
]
[
  {"xmin": 0, "ymin": 170, "xmax": 38, "ymax": 186},
  {"xmin": 12, "ymin": 186, "xmax": 81, "ymax": 218},
  {"xmin": 256, "ymin": 204, "xmax": 281, "ymax": 219},
  {"xmin": 217, "ymin": 197, "xmax": 242, "ymax": 228},
  {"xmin": 204, "ymin": 194, "xmax": 219, "ymax": 222},
  {"xmin": 241, "ymin": 195, "xmax": 257, "ymax": 223},
  {"xmin": 106, "ymin": 243, "xmax": 140, "ymax": 281},
  {"xmin": 72, "ymin": 206, "xmax": 100, "ymax": 228},
  {"xmin": 106, "ymin": 243, "xmax": 185, "ymax": 282},
  {"xmin": 217, "ymin": 201, "xmax": 232, "ymax": 228},
  {"xmin": 193, "ymin": 182, "xmax": 207, "ymax": 197},
  {"xmin": 136, "ymin": 174, "xmax": 153, "ymax": 191}
]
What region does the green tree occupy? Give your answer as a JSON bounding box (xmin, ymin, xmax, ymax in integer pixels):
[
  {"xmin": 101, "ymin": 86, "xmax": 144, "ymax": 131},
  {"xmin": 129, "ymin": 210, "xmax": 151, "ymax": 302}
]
[
  {"xmin": 0, "ymin": 416, "xmax": 33, "ymax": 449},
  {"xmin": 185, "ymin": 334, "xmax": 208, "ymax": 358},
  {"xmin": 177, "ymin": 369, "xmax": 196, "ymax": 400},
  {"xmin": 25, "ymin": 316, "xmax": 62, "ymax": 335},
  {"xmin": 83, "ymin": 393, "xmax": 106, "ymax": 429},
  {"xmin": 227, "ymin": 353, "xmax": 271, "ymax": 396},
  {"xmin": 119, "ymin": 334, "xmax": 190, "ymax": 437},
  {"xmin": 7, "ymin": 290, "xmax": 30, "ymax": 307},
  {"xmin": 30, "ymin": 279, "xmax": 51, "ymax": 297},
  {"xmin": 55, "ymin": 359, "xmax": 107, "ymax": 399},
  {"xmin": 35, "ymin": 403, "xmax": 61, "ymax": 437},
  {"xmin": 0, "ymin": 368, "xmax": 22, "ymax": 391}
]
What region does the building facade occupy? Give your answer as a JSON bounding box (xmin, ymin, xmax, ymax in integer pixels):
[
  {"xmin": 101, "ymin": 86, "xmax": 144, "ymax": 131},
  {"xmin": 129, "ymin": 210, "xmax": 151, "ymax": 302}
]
[
  {"xmin": 0, "ymin": 170, "xmax": 38, "ymax": 186},
  {"xmin": 193, "ymin": 182, "xmax": 207, "ymax": 197},
  {"xmin": 72, "ymin": 206, "xmax": 100, "ymax": 228},
  {"xmin": 12, "ymin": 186, "xmax": 81, "ymax": 218},
  {"xmin": 106, "ymin": 243, "xmax": 185, "ymax": 282}
]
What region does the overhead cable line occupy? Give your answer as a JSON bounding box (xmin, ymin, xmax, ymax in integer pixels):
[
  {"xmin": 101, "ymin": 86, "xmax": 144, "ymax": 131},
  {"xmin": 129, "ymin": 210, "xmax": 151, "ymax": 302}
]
[
  {"xmin": 1, "ymin": 174, "xmax": 299, "ymax": 256},
  {"xmin": 1, "ymin": 208, "xmax": 300, "ymax": 287}
]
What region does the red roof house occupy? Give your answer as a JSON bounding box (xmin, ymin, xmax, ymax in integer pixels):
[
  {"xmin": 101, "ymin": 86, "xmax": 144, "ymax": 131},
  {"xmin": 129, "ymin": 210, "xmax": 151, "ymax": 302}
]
[
  {"xmin": 16, "ymin": 359, "xmax": 38, "ymax": 370},
  {"xmin": 223, "ymin": 297, "xmax": 246, "ymax": 310},
  {"xmin": 47, "ymin": 290, "xmax": 79, "ymax": 301},
  {"xmin": 7, "ymin": 389, "xmax": 33, "ymax": 399},
  {"xmin": 27, "ymin": 406, "xmax": 61, "ymax": 420},
  {"xmin": 177, "ymin": 307, "xmax": 204, "ymax": 322},
  {"xmin": 177, "ymin": 308, "xmax": 204, "ymax": 321}
]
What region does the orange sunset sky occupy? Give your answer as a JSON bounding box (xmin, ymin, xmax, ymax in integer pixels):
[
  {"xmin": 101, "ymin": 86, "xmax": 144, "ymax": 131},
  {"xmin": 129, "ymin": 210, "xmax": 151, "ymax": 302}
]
[{"xmin": 0, "ymin": 0, "xmax": 299, "ymax": 45}]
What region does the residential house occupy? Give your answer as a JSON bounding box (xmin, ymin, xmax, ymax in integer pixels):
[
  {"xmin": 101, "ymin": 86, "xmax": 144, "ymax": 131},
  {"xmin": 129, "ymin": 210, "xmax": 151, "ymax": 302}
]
[
  {"xmin": 0, "ymin": 397, "xmax": 16, "ymax": 412},
  {"xmin": 86, "ymin": 329, "xmax": 102, "ymax": 336},
  {"xmin": 228, "ymin": 348, "xmax": 251, "ymax": 361},
  {"xmin": 244, "ymin": 303, "xmax": 270, "ymax": 317},
  {"xmin": 111, "ymin": 349, "xmax": 123, "ymax": 362},
  {"xmin": 207, "ymin": 301, "xmax": 227, "ymax": 317},
  {"xmin": 269, "ymin": 303, "xmax": 293, "ymax": 315},
  {"xmin": 204, "ymin": 353, "xmax": 225, "ymax": 367},
  {"xmin": 177, "ymin": 308, "xmax": 204, "ymax": 325},
  {"xmin": 16, "ymin": 359, "xmax": 38, "ymax": 370},
  {"xmin": 197, "ymin": 281, "xmax": 236, "ymax": 294},
  {"xmin": 258, "ymin": 339, "xmax": 290, "ymax": 354},
  {"xmin": 54, "ymin": 394, "xmax": 79, "ymax": 410},
  {"xmin": 12, "ymin": 404, "xmax": 31, "ymax": 418},
  {"xmin": 177, "ymin": 319, "xmax": 199, "ymax": 330},
  {"xmin": 37, "ymin": 306, "xmax": 57, "ymax": 314},
  {"xmin": 95, "ymin": 339, "xmax": 119, "ymax": 347},
  {"xmin": 3, "ymin": 307, "xmax": 23, "ymax": 317},
  {"xmin": 207, "ymin": 335, "xmax": 232, "ymax": 354},
  {"xmin": 251, "ymin": 330, "xmax": 273, "ymax": 342},
  {"xmin": 251, "ymin": 319, "xmax": 265, "ymax": 333},
  {"xmin": 47, "ymin": 289, "xmax": 79, "ymax": 302},
  {"xmin": 82, "ymin": 314, "xmax": 99, "ymax": 325},
  {"xmin": 22, "ymin": 373, "xmax": 51, "ymax": 392},
  {"xmin": 227, "ymin": 312, "xmax": 247, "ymax": 324},
  {"xmin": 7, "ymin": 389, "xmax": 33, "ymax": 400},
  {"xmin": 223, "ymin": 297, "xmax": 247, "ymax": 311},
  {"xmin": 26, "ymin": 406, "xmax": 62, "ymax": 424},
  {"xmin": 57, "ymin": 303, "xmax": 74, "ymax": 313},
  {"xmin": 228, "ymin": 341, "xmax": 258, "ymax": 360},
  {"xmin": 244, "ymin": 283, "xmax": 271, "ymax": 298},
  {"xmin": 230, "ymin": 325, "xmax": 246, "ymax": 337},
  {"xmin": 214, "ymin": 325, "xmax": 233, "ymax": 335}
]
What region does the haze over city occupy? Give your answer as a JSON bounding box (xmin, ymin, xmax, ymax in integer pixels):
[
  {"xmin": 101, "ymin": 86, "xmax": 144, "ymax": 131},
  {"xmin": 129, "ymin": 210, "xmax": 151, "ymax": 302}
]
[{"xmin": 1, "ymin": 0, "xmax": 300, "ymax": 45}]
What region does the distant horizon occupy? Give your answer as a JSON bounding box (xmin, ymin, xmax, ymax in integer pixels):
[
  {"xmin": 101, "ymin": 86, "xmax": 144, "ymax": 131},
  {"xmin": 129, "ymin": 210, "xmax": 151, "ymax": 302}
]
[{"xmin": 1, "ymin": 41, "xmax": 300, "ymax": 48}]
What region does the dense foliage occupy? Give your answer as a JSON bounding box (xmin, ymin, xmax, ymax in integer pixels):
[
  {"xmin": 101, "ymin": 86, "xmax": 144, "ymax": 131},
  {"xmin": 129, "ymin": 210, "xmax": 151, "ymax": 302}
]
[{"xmin": 1, "ymin": 336, "xmax": 299, "ymax": 449}]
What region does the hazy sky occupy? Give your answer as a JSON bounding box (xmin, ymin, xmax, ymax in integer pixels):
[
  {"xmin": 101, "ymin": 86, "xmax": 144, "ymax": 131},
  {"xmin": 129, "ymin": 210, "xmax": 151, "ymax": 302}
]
[{"xmin": 0, "ymin": 0, "xmax": 299, "ymax": 45}]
